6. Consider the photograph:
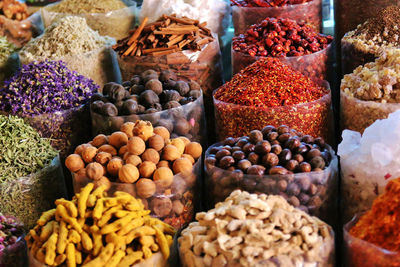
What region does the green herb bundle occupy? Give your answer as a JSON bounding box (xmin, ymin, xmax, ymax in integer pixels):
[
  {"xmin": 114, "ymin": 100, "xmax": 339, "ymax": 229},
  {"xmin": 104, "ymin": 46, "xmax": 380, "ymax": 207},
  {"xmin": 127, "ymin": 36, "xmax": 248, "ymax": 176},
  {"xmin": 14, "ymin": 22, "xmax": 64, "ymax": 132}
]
[{"xmin": 0, "ymin": 115, "xmax": 66, "ymax": 229}]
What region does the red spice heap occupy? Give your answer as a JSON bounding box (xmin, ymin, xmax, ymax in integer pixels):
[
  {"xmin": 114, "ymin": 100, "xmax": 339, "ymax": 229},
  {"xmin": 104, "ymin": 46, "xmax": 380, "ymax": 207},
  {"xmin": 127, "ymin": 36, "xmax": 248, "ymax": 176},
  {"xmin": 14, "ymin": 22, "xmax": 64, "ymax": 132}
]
[
  {"xmin": 231, "ymin": 0, "xmax": 312, "ymax": 7},
  {"xmin": 233, "ymin": 17, "xmax": 333, "ymax": 57},
  {"xmin": 350, "ymin": 178, "xmax": 400, "ymax": 252},
  {"xmin": 214, "ymin": 58, "xmax": 327, "ymax": 107}
]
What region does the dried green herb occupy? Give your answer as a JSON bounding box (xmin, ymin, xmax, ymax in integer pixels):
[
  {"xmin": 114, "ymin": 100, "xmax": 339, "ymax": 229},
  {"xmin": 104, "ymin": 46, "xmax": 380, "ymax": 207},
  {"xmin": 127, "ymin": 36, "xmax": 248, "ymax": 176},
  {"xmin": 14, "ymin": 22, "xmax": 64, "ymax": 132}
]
[
  {"xmin": 0, "ymin": 115, "xmax": 66, "ymax": 229},
  {"xmin": 0, "ymin": 36, "xmax": 16, "ymax": 67}
]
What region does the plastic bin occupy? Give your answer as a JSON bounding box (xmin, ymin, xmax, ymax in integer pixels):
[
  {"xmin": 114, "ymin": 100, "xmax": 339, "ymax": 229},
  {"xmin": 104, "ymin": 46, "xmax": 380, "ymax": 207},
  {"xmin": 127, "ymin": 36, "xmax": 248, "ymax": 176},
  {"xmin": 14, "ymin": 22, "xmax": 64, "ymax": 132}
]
[
  {"xmin": 341, "ymin": 36, "xmax": 377, "ymax": 75},
  {"xmin": 232, "ymin": 0, "xmax": 322, "ymax": 35}
]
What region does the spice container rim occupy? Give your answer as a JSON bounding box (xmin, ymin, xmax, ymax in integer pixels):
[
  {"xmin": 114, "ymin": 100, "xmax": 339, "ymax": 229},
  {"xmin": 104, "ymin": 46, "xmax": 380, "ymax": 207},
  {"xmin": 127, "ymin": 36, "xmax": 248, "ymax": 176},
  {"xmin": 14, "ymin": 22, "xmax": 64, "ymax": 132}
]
[
  {"xmin": 0, "ymin": 103, "xmax": 88, "ymax": 119},
  {"xmin": 340, "ymin": 89, "xmax": 400, "ymax": 107},
  {"xmin": 40, "ymin": 0, "xmax": 137, "ymax": 15},
  {"xmin": 232, "ymin": 42, "xmax": 332, "ymax": 62},
  {"xmin": 343, "ymin": 213, "xmax": 400, "ymax": 256},
  {"xmin": 231, "ymin": 0, "xmax": 319, "ymax": 9},
  {"xmin": 213, "ymin": 80, "xmax": 331, "ymax": 110},
  {"xmin": 90, "ymin": 88, "xmax": 204, "ymax": 117},
  {"xmin": 205, "ymin": 139, "xmax": 338, "ymax": 176}
]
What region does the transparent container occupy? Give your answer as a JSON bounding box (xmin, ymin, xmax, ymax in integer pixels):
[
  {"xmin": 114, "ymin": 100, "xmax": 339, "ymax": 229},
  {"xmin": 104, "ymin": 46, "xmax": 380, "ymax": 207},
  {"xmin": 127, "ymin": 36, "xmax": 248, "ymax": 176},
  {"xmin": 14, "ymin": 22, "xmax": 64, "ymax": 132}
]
[
  {"xmin": 343, "ymin": 214, "xmax": 400, "ymax": 267},
  {"xmin": 341, "ymin": 37, "xmax": 377, "ymax": 75},
  {"xmin": 213, "ymin": 82, "xmax": 332, "ymax": 142},
  {"xmin": 232, "ymin": 43, "xmax": 332, "ymax": 81},
  {"xmin": 18, "ymin": 104, "xmax": 92, "ymax": 159},
  {"xmin": 116, "ymin": 38, "xmax": 223, "ymax": 140},
  {"xmin": 40, "ymin": 1, "xmax": 137, "ymax": 40},
  {"xmin": 232, "ymin": 0, "xmax": 322, "ymax": 35},
  {"xmin": 91, "ymin": 93, "xmax": 205, "ymax": 143},
  {"xmin": 335, "ymin": 0, "xmax": 400, "ymax": 41},
  {"xmin": 73, "ymin": 160, "xmax": 201, "ymax": 230},
  {"xmin": 0, "ymin": 235, "xmax": 27, "ymax": 267},
  {"xmin": 28, "ymin": 250, "xmax": 167, "ymax": 267},
  {"xmin": 340, "ymin": 90, "xmax": 400, "ymax": 134},
  {"xmin": 204, "ymin": 143, "xmax": 338, "ymax": 224},
  {"xmin": 0, "ymin": 16, "xmax": 34, "ymax": 48},
  {"xmin": 19, "ymin": 45, "xmax": 119, "ymax": 88},
  {"xmin": 0, "ymin": 156, "xmax": 67, "ymax": 229}
]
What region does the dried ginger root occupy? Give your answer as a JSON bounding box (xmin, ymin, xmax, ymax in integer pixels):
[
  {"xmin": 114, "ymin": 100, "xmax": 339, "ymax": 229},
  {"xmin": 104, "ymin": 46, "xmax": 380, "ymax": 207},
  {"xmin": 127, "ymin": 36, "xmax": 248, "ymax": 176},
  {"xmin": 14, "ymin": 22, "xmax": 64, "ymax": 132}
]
[{"xmin": 25, "ymin": 183, "xmax": 176, "ymax": 266}]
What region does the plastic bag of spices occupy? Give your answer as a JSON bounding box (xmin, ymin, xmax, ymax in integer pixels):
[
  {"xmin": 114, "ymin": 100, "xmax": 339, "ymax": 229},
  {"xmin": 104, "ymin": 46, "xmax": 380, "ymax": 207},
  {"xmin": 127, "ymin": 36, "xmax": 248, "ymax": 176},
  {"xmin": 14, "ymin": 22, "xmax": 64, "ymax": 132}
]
[
  {"xmin": 232, "ymin": 43, "xmax": 332, "ymax": 81},
  {"xmin": 41, "ymin": 0, "xmax": 137, "ymax": 40},
  {"xmin": 91, "ymin": 93, "xmax": 206, "ymax": 144},
  {"xmin": 0, "ymin": 214, "xmax": 27, "ymax": 267},
  {"xmin": 204, "ymin": 138, "xmax": 338, "ymax": 225},
  {"xmin": 231, "ymin": 0, "xmax": 322, "ymax": 35},
  {"xmin": 73, "ymin": 159, "xmax": 201, "ymax": 230},
  {"xmin": 0, "ymin": 156, "xmax": 67, "ymax": 230}
]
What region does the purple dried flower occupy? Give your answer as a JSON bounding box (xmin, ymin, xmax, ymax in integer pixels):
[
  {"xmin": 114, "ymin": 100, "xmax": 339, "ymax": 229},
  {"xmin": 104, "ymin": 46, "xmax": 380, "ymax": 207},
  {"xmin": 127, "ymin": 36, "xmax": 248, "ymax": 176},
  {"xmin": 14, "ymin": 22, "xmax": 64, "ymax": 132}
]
[{"xmin": 0, "ymin": 60, "xmax": 99, "ymax": 115}]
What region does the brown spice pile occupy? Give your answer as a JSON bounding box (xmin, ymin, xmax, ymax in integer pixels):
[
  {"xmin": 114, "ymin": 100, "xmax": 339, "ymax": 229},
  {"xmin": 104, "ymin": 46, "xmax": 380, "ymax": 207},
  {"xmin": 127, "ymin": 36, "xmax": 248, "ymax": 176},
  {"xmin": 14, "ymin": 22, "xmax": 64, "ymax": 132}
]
[
  {"xmin": 354, "ymin": 6, "xmax": 400, "ymax": 46},
  {"xmin": 214, "ymin": 58, "xmax": 327, "ymax": 107}
]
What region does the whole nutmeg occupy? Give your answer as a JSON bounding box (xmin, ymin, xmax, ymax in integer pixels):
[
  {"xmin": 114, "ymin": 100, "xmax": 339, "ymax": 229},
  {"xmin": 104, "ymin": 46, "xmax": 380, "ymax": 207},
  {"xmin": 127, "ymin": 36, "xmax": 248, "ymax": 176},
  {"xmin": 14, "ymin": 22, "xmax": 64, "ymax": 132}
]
[
  {"xmin": 162, "ymin": 145, "xmax": 181, "ymax": 161},
  {"xmin": 153, "ymin": 167, "xmax": 174, "ymax": 187},
  {"xmin": 139, "ymin": 90, "xmax": 159, "ymax": 108},
  {"xmin": 184, "ymin": 142, "xmax": 202, "ymax": 160},
  {"xmin": 65, "ymin": 154, "xmax": 85, "ymax": 172},
  {"xmin": 108, "ymin": 131, "xmax": 129, "ymax": 149},
  {"xmin": 232, "ymin": 150, "xmax": 245, "ymax": 161},
  {"xmin": 171, "ymin": 138, "xmax": 185, "ymax": 155},
  {"xmin": 247, "ymin": 152, "xmax": 259, "ymax": 165},
  {"xmin": 172, "ymin": 157, "xmax": 193, "ymax": 174},
  {"xmin": 119, "ymin": 163, "xmax": 140, "ymax": 183},
  {"xmin": 148, "ymin": 134, "xmax": 165, "ymax": 151},
  {"xmin": 120, "ymin": 122, "xmax": 135, "ymax": 138},
  {"xmin": 133, "ymin": 120, "xmax": 154, "ymax": 141},
  {"xmin": 249, "ymin": 130, "xmax": 263, "ymax": 144},
  {"xmin": 94, "ymin": 176, "xmax": 111, "ymax": 191},
  {"xmin": 98, "ymin": 144, "xmax": 117, "ymax": 156},
  {"xmin": 310, "ymin": 156, "xmax": 325, "ymax": 169},
  {"xmin": 86, "ymin": 162, "xmax": 103, "ymax": 181},
  {"xmin": 277, "ymin": 125, "xmax": 290, "ymax": 135},
  {"xmin": 122, "ymin": 99, "xmax": 138, "ymax": 115},
  {"xmin": 154, "ymin": 126, "xmax": 170, "ymax": 141},
  {"xmin": 262, "ymin": 153, "xmax": 279, "ymax": 168},
  {"xmin": 92, "ymin": 134, "xmax": 108, "ymax": 147},
  {"xmin": 160, "ymin": 69, "xmax": 177, "ymax": 82},
  {"xmin": 91, "ymin": 100, "xmax": 104, "ymax": 113},
  {"xmin": 238, "ymin": 159, "xmax": 252, "ymax": 171},
  {"xmin": 145, "ymin": 79, "xmax": 163, "ymax": 95},
  {"xmin": 151, "ymin": 197, "xmax": 172, "ymax": 217},
  {"xmin": 130, "ymin": 84, "xmax": 145, "ymax": 95},
  {"xmin": 81, "ymin": 146, "xmax": 98, "ymax": 163},
  {"xmin": 269, "ymin": 166, "xmax": 289, "ymax": 175},
  {"xmin": 74, "ymin": 143, "xmax": 91, "ymax": 155},
  {"xmin": 136, "ymin": 178, "xmax": 156, "ymax": 199},
  {"xmin": 126, "ymin": 154, "xmax": 142, "ymax": 166},
  {"xmin": 188, "ymin": 90, "xmax": 201, "ymax": 99},
  {"xmin": 219, "ymin": 156, "xmax": 235, "ymax": 169},
  {"xmin": 174, "ymin": 81, "xmax": 190, "ymax": 95},
  {"xmin": 157, "ymin": 160, "xmax": 170, "ymax": 168},
  {"xmin": 188, "ymin": 80, "xmax": 201, "ymax": 91},
  {"xmin": 161, "ymin": 90, "xmax": 181, "ymax": 102},
  {"xmin": 174, "ymin": 118, "xmax": 190, "ymax": 135},
  {"xmin": 107, "ymin": 157, "xmax": 123, "ymax": 177},
  {"xmin": 127, "ymin": 136, "xmax": 146, "ymax": 155},
  {"xmin": 255, "ymin": 140, "xmax": 271, "ymax": 155},
  {"xmin": 141, "ymin": 148, "xmax": 160, "ymax": 164},
  {"xmin": 298, "ymin": 162, "xmax": 312, "ymax": 173},
  {"xmin": 102, "ymin": 102, "xmax": 118, "ymax": 116},
  {"xmin": 247, "ymin": 165, "xmax": 266, "ymax": 176},
  {"xmin": 163, "ymin": 100, "xmax": 181, "ymax": 110},
  {"xmin": 139, "ymin": 161, "xmax": 157, "ymax": 178},
  {"xmin": 95, "ymin": 152, "xmax": 112, "ymax": 165},
  {"xmin": 172, "ymin": 200, "xmax": 184, "ymax": 215}
]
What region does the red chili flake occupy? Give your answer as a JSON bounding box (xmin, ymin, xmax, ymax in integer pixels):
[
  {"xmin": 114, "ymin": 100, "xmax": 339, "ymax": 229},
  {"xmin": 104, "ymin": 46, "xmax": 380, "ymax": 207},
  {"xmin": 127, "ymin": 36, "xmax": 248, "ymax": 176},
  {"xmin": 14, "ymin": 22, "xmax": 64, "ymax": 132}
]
[
  {"xmin": 384, "ymin": 173, "xmax": 392, "ymax": 180},
  {"xmin": 231, "ymin": 0, "xmax": 312, "ymax": 7}
]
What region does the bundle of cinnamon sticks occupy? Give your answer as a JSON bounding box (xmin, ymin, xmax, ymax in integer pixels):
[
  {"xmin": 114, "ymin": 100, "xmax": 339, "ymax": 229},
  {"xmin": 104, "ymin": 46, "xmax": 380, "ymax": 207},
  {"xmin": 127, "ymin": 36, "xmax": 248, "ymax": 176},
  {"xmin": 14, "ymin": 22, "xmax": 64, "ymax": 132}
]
[{"xmin": 113, "ymin": 14, "xmax": 214, "ymax": 57}]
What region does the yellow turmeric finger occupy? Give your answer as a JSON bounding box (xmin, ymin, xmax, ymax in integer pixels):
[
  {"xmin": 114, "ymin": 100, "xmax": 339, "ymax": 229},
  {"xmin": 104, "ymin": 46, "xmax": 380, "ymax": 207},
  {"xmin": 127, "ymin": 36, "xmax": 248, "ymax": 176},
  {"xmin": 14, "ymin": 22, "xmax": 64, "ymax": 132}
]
[
  {"xmin": 97, "ymin": 205, "xmax": 122, "ymax": 227},
  {"xmin": 150, "ymin": 243, "xmax": 159, "ymax": 252},
  {"xmin": 55, "ymin": 199, "xmax": 78, "ymax": 218},
  {"xmin": 101, "ymin": 213, "xmax": 136, "ymax": 235},
  {"xmin": 166, "ymin": 234, "xmax": 173, "ymax": 246},
  {"xmin": 105, "ymin": 232, "xmax": 126, "ymax": 251},
  {"xmin": 78, "ymin": 183, "xmax": 94, "ymax": 218},
  {"xmin": 37, "ymin": 209, "xmax": 56, "ymax": 226},
  {"xmin": 87, "ymin": 195, "xmax": 97, "ymax": 208},
  {"xmin": 125, "ymin": 226, "xmax": 156, "ymax": 244},
  {"xmin": 117, "ymin": 218, "xmax": 144, "ymax": 236},
  {"xmin": 82, "ymin": 254, "xmax": 93, "ymax": 265},
  {"xmin": 66, "ymin": 243, "xmax": 76, "ymax": 267},
  {"xmin": 55, "ymin": 254, "xmax": 66, "ymax": 265},
  {"xmin": 40, "ymin": 221, "xmax": 55, "ymax": 242},
  {"xmin": 68, "ymin": 229, "xmax": 81, "ymax": 244},
  {"xmin": 76, "ymin": 249, "xmax": 82, "ymax": 265},
  {"xmin": 82, "ymin": 243, "xmax": 115, "ymax": 267},
  {"xmin": 105, "ymin": 250, "xmax": 126, "ymax": 267},
  {"xmin": 81, "ymin": 231, "xmax": 93, "ymax": 251},
  {"xmin": 56, "ymin": 205, "xmax": 82, "ymax": 233},
  {"xmin": 140, "ymin": 235, "xmax": 155, "ymax": 248},
  {"xmin": 91, "ymin": 185, "xmax": 107, "ymax": 198},
  {"xmin": 44, "ymin": 232, "xmax": 58, "ymax": 266},
  {"xmin": 57, "ymin": 221, "xmax": 68, "ymax": 254},
  {"xmin": 153, "ymin": 225, "xmax": 170, "ymax": 259},
  {"xmin": 36, "ymin": 247, "xmax": 46, "ymax": 263},
  {"xmin": 90, "ymin": 225, "xmax": 103, "ymax": 257},
  {"xmin": 29, "ymin": 229, "xmax": 40, "ymax": 242},
  {"xmin": 116, "ymin": 251, "xmax": 143, "ymax": 267},
  {"xmin": 93, "ymin": 199, "xmax": 104, "ymax": 220},
  {"xmin": 142, "ymin": 246, "xmax": 152, "ymax": 259},
  {"xmin": 146, "ymin": 218, "xmax": 176, "ymax": 235}
]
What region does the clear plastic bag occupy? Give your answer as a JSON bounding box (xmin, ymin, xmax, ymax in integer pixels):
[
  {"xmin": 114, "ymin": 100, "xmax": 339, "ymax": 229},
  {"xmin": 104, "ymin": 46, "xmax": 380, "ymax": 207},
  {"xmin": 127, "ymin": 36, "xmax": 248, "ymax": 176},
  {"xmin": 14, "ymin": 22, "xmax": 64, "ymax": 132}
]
[
  {"xmin": 335, "ymin": 0, "xmax": 400, "ymax": 40},
  {"xmin": 91, "ymin": 93, "xmax": 205, "ymax": 143},
  {"xmin": 19, "ymin": 45, "xmax": 119, "ymax": 88},
  {"xmin": 213, "ymin": 81, "xmax": 332, "ymax": 142},
  {"xmin": 232, "ymin": 0, "xmax": 322, "ymax": 35},
  {"xmin": 232, "ymin": 43, "xmax": 332, "ymax": 81},
  {"xmin": 19, "ymin": 105, "xmax": 92, "ymax": 159},
  {"xmin": 0, "ymin": 16, "xmax": 34, "ymax": 48},
  {"xmin": 73, "ymin": 160, "xmax": 201, "ymax": 230},
  {"xmin": 40, "ymin": 1, "xmax": 137, "ymax": 40},
  {"xmin": 204, "ymin": 143, "xmax": 338, "ymax": 225},
  {"xmin": 343, "ymin": 214, "xmax": 400, "ymax": 267},
  {"xmin": 117, "ymin": 38, "xmax": 223, "ymax": 140},
  {"xmin": 0, "ymin": 235, "xmax": 27, "ymax": 267},
  {"xmin": 0, "ymin": 156, "xmax": 67, "ymax": 229},
  {"xmin": 340, "ymin": 90, "xmax": 400, "ymax": 134},
  {"xmin": 341, "ymin": 37, "xmax": 377, "ymax": 75}
]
